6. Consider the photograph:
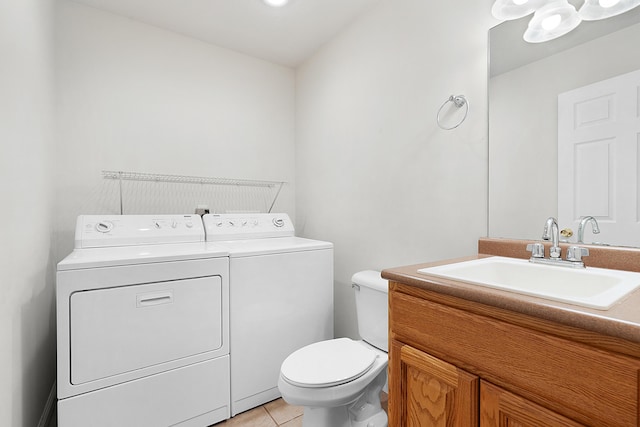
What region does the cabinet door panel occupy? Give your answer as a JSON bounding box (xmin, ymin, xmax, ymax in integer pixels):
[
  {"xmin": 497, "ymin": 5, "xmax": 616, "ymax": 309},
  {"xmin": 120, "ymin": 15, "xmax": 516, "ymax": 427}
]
[
  {"xmin": 390, "ymin": 340, "xmax": 478, "ymax": 427},
  {"xmin": 480, "ymin": 381, "xmax": 585, "ymax": 427}
]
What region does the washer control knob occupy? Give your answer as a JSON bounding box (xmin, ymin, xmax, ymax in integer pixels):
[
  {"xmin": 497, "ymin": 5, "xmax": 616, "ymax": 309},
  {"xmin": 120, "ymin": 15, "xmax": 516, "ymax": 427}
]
[
  {"xmin": 272, "ymin": 217, "xmax": 285, "ymax": 228},
  {"xmin": 95, "ymin": 221, "xmax": 114, "ymax": 233},
  {"xmin": 171, "ymin": 220, "xmax": 178, "ymax": 229},
  {"xmin": 185, "ymin": 221, "xmax": 193, "ymax": 228}
]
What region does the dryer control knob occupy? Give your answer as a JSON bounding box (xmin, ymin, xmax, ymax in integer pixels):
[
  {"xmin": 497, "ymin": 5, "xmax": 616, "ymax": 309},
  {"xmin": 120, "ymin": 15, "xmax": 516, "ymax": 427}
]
[
  {"xmin": 273, "ymin": 218, "xmax": 285, "ymax": 228},
  {"xmin": 95, "ymin": 221, "xmax": 114, "ymax": 233}
]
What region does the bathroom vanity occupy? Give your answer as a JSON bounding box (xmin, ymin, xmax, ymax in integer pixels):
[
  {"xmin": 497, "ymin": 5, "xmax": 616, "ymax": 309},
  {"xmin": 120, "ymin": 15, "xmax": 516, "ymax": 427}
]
[{"xmin": 382, "ymin": 238, "xmax": 640, "ymax": 427}]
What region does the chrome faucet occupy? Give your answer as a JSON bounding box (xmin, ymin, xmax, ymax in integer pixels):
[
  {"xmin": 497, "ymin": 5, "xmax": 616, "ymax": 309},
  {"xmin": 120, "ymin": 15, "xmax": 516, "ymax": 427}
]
[
  {"xmin": 526, "ymin": 216, "xmax": 589, "ymax": 268},
  {"xmin": 577, "ymin": 216, "xmax": 600, "ymax": 244},
  {"xmin": 542, "ymin": 217, "xmax": 561, "ymax": 259}
]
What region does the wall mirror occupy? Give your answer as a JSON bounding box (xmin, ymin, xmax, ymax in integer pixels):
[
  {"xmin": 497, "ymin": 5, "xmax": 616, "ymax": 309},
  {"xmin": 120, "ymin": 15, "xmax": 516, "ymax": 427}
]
[{"xmin": 488, "ymin": 6, "xmax": 640, "ymax": 247}]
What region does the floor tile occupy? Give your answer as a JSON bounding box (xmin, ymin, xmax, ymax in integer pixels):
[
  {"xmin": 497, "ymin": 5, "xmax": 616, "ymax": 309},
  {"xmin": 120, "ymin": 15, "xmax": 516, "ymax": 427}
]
[
  {"xmin": 279, "ymin": 415, "xmax": 303, "ymax": 427},
  {"xmin": 264, "ymin": 398, "xmax": 304, "ymax": 425},
  {"xmin": 215, "ymin": 406, "xmax": 277, "ymax": 427},
  {"xmin": 381, "ymin": 391, "xmax": 388, "ymax": 413}
]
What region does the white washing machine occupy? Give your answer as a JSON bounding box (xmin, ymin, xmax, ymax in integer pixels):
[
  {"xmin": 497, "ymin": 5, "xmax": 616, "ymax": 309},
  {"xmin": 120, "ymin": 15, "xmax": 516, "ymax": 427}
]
[
  {"xmin": 203, "ymin": 213, "xmax": 333, "ymax": 416},
  {"xmin": 56, "ymin": 214, "xmax": 230, "ymax": 427}
]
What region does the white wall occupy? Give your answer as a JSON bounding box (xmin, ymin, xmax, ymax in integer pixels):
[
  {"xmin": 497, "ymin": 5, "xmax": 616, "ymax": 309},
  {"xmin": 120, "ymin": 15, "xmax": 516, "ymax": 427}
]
[
  {"xmin": 54, "ymin": 1, "xmax": 296, "ymax": 259},
  {"xmin": 296, "ymin": 0, "xmax": 493, "ymax": 338},
  {"xmin": 1, "ymin": 0, "xmax": 496, "ymax": 420},
  {"xmin": 0, "ymin": 0, "xmax": 56, "ymax": 426},
  {"xmin": 489, "ymin": 23, "xmax": 640, "ymax": 241}
]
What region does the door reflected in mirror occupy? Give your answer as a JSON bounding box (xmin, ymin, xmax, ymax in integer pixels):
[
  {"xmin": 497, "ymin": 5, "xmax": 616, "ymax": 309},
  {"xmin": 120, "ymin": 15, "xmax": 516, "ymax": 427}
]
[{"xmin": 488, "ymin": 6, "xmax": 640, "ymax": 247}]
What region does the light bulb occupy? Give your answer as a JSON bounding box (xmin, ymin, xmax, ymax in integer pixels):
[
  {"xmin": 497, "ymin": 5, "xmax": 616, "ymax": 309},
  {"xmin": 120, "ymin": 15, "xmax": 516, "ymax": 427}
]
[
  {"xmin": 263, "ymin": 0, "xmax": 289, "ymax": 7},
  {"xmin": 523, "ymin": 0, "xmax": 581, "ymax": 43},
  {"xmin": 541, "ymin": 14, "xmax": 562, "ymax": 29},
  {"xmin": 492, "ymin": 0, "xmax": 545, "ymax": 20},
  {"xmin": 579, "ymin": 0, "xmax": 640, "ymax": 20}
]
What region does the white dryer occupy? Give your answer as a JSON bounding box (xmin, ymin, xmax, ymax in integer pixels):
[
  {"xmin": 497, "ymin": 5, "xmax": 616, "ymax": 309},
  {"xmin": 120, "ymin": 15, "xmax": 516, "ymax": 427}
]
[
  {"xmin": 56, "ymin": 215, "xmax": 230, "ymax": 427},
  {"xmin": 203, "ymin": 213, "xmax": 333, "ymax": 416}
]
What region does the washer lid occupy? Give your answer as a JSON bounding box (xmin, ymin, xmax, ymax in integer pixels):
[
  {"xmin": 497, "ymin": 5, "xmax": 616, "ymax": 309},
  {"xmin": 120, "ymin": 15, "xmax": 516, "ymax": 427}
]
[{"xmin": 281, "ymin": 338, "xmax": 377, "ymax": 388}]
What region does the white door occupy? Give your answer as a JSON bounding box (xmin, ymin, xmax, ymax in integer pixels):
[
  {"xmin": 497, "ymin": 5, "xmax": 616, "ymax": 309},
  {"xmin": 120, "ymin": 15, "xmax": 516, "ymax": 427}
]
[{"xmin": 558, "ymin": 69, "xmax": 640, "ymax": 247}]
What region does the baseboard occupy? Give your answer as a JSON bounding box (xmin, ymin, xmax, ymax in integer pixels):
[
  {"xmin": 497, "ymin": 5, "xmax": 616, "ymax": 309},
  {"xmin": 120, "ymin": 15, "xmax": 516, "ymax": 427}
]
[{"xmin": 37, "ymin": 381, "xmax": 56, "ymax": 427}]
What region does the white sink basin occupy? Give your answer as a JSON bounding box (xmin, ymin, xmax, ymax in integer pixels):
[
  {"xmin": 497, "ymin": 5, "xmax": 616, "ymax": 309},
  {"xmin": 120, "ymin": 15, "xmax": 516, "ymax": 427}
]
[{"xmin": 417, "ymin": 256, "xmax": 640, "ymax": 310}]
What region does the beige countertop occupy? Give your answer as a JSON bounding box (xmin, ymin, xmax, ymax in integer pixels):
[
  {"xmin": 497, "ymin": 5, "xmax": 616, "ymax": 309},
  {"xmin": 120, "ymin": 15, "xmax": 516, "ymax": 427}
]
[{"xmin": 382, "ymin": 238, "xmax": 640, "ymax": 345}]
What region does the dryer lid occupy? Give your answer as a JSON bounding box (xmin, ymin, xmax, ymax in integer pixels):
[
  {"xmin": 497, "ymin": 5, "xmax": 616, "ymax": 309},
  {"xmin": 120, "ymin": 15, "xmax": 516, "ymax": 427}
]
[{"xmin": 280, "ymin": 338, "xmax": 377, "ymax": 388}]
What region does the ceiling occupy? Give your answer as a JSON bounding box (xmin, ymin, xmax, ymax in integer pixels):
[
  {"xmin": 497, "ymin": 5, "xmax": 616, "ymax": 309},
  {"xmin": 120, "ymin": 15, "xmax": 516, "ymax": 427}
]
[{"xmin": 70, "ymin": 0, "xmax": 382, "ymax": 67}]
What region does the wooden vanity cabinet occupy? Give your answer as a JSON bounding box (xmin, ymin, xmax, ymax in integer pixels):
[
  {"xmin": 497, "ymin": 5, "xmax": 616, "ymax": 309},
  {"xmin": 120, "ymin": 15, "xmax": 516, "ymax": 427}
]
[
  {"xmin": 388, "ymin": 281, "xmax": 640, "ymax": 427},
  {"xmin": 480, "ymin": 381, "xmax": 584, "ymax": 427},
  {"xmin": 389, "ymin": 340, "xmax": 478, "ymax": 426}
]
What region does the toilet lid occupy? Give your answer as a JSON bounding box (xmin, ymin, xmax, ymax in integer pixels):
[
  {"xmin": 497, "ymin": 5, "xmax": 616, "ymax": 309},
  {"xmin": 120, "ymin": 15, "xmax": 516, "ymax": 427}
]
[{"xmin": 281, "ymin": 338, "xmax": 377, "ymax": 388}]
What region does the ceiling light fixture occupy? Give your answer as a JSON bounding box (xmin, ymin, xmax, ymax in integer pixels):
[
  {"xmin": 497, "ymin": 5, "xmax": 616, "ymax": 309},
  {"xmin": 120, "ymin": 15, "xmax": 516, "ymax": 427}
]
[
  {"xmin": 491, "ymin": 0, "xmax": 546, "ymax": 20},
  {"xmin": 579, "ymin": 0, "xmax": 640, "ymax": 20},
  {"xmin": 492, "ymin": 0, "xmax": 640, "ymax": 43},
  {"xmin": 524, "ymin": 0, "xmax": 581, "ymax": 42},
  {"xmin": 263, "ymin": 0, "xmax": 290, "ymax": 7}
]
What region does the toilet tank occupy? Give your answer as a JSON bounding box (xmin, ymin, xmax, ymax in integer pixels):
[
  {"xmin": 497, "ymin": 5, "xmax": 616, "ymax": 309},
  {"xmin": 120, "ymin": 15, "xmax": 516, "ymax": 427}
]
[{"xmin": 352, "ymin": 271, "xmax": 389, "ymax": 352}]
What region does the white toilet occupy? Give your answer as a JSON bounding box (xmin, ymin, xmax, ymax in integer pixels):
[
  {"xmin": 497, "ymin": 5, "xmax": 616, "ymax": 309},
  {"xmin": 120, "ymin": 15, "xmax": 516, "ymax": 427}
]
[{"xmin": 278, "ymin": 270, "xmax": 389, "ymax": 427}]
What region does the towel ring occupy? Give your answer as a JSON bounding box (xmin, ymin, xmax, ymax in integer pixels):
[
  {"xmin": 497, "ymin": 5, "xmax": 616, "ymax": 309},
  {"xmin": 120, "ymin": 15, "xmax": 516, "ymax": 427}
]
[{"xmin": 437, "ymin": 95, "xmax": 469, "ymax": 130}]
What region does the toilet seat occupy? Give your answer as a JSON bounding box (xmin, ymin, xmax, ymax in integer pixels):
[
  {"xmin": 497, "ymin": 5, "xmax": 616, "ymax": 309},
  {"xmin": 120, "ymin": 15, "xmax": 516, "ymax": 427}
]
[{"xmin": 281, "ymin": 338, "xmax": 377, "ymax": 388}]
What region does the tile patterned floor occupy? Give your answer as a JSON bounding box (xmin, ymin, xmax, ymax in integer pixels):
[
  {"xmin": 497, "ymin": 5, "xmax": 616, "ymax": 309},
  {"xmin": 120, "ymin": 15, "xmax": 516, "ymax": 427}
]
[
  {"xmin": 212, "ymin": 398, "xmax": 303, "ymax": 427},
  {"xmin": 214, "ymin": 393, "xmax": 388, "ymax": 427}
]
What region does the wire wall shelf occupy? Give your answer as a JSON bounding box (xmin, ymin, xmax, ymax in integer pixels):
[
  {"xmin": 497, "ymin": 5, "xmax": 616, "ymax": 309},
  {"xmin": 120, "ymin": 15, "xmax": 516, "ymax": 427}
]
[{"xmin": 98, "ymin": 170, "xmax": 286, "ymax": 215}]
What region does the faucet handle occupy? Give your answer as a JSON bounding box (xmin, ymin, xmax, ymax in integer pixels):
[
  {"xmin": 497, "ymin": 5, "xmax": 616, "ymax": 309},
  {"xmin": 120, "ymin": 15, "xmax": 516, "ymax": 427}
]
[
  {"xmin": 526, "ymin": 243, "xmax": 545, "ymax": 258},
  {"xmin": 566, "ymin": 246, "xmax": 589, "ymax": 262}
]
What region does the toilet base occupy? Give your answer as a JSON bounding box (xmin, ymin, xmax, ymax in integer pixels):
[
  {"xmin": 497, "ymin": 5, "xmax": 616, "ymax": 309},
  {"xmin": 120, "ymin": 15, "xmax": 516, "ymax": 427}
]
[
  {"xmin": 303, "ymin": 406, "xmax": 350, "ymax": 427},
  {"xmin": 302, "ymin": 401, "xmax": 387, "ymax": 427},
  {"xmin": 300, "ymin": 369, "xmax": 388, "ymax": 427}
]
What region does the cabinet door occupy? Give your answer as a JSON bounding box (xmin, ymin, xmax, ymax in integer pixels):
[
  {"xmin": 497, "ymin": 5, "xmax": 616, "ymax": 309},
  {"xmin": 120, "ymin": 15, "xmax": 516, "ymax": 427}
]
[
  {"xmin": 480, "ymin": 381, "xmax": 585, "ymax": 427},
  {"xmin": 389, "ymin": 340, "xmax": 479, "ymax": 427}
]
